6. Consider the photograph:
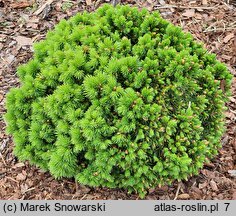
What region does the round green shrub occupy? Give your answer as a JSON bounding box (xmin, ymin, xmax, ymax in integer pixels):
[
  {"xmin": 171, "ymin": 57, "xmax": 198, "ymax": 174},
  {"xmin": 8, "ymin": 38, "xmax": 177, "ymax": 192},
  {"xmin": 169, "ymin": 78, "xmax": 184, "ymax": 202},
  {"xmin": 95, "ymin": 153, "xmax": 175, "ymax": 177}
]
[{"xmin": 5, "ymin": 4, "xmax": 232, "ymax": 197}]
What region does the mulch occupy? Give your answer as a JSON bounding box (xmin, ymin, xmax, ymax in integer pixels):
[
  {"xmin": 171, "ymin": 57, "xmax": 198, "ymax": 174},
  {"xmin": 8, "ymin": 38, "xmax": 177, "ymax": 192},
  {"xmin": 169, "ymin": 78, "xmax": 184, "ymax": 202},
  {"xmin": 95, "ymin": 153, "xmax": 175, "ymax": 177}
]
[{"xmin": 0, "ymin": 0, "xmax": 236, "ymax": 200}]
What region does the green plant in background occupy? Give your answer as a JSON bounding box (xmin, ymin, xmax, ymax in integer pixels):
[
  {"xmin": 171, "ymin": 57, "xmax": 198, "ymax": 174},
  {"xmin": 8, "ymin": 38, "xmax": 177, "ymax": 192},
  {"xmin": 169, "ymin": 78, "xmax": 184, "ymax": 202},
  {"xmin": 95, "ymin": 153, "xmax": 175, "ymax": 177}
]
[
  {"xmin": 61, "ymin": 1, "xmax": 73, "ymax": 12},
  {"xmin": 5, "ymin": 4, "xmax": 232, "ymax": 198}
]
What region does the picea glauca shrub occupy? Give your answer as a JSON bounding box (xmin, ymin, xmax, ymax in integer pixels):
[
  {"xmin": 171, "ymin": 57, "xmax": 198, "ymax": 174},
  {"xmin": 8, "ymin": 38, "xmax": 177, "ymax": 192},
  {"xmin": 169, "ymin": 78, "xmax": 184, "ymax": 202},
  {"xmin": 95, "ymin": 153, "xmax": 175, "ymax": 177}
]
[{"xmin": 5, "ymin": 4, "xmax": 232, "ymax": 197}]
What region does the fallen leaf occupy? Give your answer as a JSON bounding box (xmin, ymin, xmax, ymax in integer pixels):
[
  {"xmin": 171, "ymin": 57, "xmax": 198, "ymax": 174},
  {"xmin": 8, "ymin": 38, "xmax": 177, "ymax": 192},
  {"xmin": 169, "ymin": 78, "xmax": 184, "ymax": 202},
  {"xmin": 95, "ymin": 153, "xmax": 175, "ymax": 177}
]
[
  {"xmin": 178, "ymin": 193, "xmax": 190, "ymax": 199},
  {"xmin": 182, "ymin": 9, "xmax": 195, "ymax": 17},
  {"xmin": 224, "ymin": 33, "xmax": 235, "ymax": 43},
  {"xmin": 15, "ymin": 36, "xmax": 32, "ymax": 47},
  {"xmin": 16, "ymin": 173, "xmax": 27, "ymax": 181},
  {"xmin": 13, "ymin": 162, "xmax": 25, "ymax": 168},
  {"xmin": 5, "ymin": 54, "xmax": 15, "ymax": 64},
  {"xmin": 228, "ymin": 170, "xmax": 236, "ymax": 177},
  {"xmin": 159, "ymin": 0, "xmax": 166, "ymax": 5},
  {"xmin": 34, "ymin": 0, "xmax": 54, "ymax": 15},
  {"xmin": 209, "ymin": 180, "xmax": 218, "ymax": 191},
  {"xmin": 86, "ymin": 0, "xmax": 92, "ymax": 6}
]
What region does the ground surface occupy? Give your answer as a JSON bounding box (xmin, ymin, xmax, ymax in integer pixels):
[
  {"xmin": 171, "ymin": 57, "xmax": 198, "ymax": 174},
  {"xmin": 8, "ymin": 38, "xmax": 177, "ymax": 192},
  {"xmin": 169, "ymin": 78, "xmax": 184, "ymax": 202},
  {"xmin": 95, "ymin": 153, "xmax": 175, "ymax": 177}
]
[{"xmin": 0, "ymin": 0, "xmax": 236, "ymax": 200}]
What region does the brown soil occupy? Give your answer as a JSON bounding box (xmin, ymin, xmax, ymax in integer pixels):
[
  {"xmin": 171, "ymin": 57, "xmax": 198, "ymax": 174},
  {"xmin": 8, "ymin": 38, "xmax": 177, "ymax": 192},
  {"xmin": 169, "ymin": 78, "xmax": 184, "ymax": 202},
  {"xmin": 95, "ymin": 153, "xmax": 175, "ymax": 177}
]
[{"xmin": 0, "ymin": 0, "xmax": 236, "ymax": 200}]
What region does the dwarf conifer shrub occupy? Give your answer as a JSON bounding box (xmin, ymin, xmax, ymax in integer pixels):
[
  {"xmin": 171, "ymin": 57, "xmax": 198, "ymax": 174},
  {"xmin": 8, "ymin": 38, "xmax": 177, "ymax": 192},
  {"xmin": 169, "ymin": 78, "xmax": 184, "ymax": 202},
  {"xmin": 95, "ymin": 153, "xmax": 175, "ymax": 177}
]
[{"xmin": 5, "ymin": 4, "xmax": 232, "ymax": 197}]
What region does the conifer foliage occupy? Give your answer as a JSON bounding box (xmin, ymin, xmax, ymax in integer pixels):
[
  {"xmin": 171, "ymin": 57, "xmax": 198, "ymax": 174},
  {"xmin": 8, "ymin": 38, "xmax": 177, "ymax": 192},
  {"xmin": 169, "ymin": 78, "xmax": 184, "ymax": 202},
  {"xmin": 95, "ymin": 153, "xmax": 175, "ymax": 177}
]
[{"xmin": 5, "ymin": 4, "xmax": 232, "ymax": 197}]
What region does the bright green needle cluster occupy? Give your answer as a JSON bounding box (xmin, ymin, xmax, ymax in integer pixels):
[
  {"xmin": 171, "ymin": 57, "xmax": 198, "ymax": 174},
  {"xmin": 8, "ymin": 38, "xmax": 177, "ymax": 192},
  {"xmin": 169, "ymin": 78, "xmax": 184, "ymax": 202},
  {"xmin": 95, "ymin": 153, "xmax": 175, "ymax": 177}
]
[{"xmin": 5, "ymin": 4, "xmax": 232, "ymax": 197}]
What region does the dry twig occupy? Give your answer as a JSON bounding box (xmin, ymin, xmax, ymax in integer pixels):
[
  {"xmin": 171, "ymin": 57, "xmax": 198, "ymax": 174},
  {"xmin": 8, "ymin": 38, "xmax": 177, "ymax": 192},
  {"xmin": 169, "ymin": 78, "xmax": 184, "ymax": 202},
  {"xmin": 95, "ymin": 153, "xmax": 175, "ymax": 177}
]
[
  {"xmin": 75, "ymin": 179, "xmax": 79, "ymax": 194},
  {"xmin": 23, "ymin": 187, "xmax": 35, "ymax": 194},
  {"xmin": 80, "ymin": 194, "xmax": 88, "ymax": 200},
  {"xmin": 34, "ymin": 0, "xmax": 54, "ymax": 15},
  {"xmin": 154, "ymin": 4, "xmax": 218, "ymax": 10},
  {"xmin": 5, "ymin": 176, "xmax": 19, "ymax": 183},
  {"xmin": 0, "ymin": 153, "xmax": 6, "ymax": 166},
  {"xmin": 203, "ymin": 27, "xmax": 236, "ymax": 33},
  {"xmin": 174, "ymin": 182, "xmax": 181, "ymax": 200}
]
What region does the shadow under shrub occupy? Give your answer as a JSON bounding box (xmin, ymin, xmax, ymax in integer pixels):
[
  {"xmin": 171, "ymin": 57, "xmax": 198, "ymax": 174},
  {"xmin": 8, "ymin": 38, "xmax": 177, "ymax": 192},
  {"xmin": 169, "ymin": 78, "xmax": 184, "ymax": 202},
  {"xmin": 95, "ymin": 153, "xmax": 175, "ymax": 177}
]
[{"xmin": 5, "ymin": 4, "xmax": 232, "ymax": 197}]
